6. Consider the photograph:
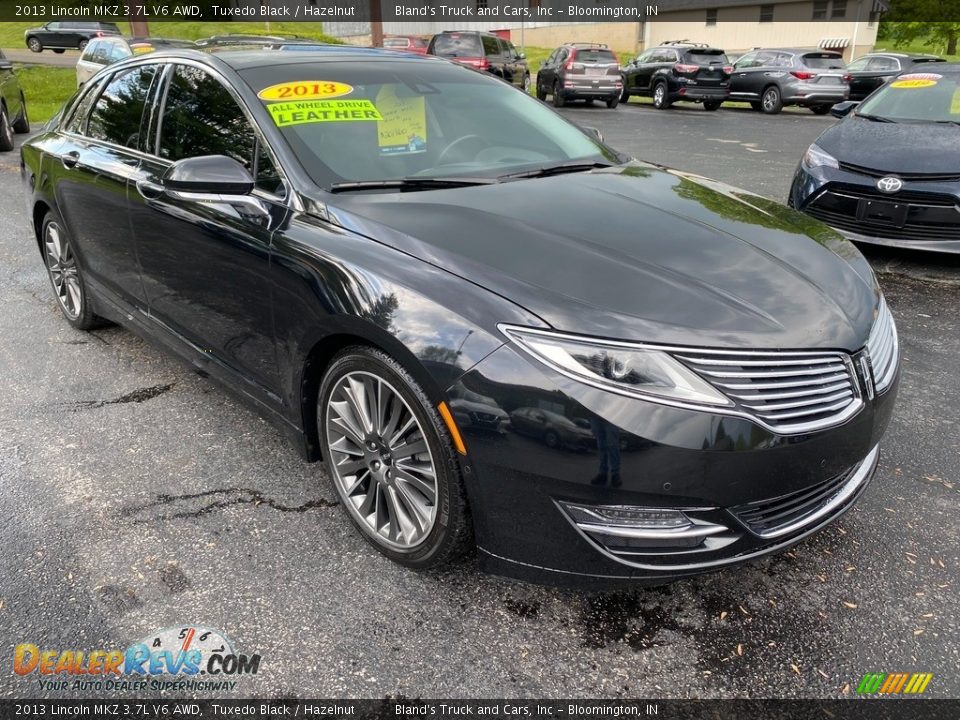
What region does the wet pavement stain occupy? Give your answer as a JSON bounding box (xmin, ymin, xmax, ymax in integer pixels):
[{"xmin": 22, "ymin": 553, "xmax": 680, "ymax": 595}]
[
  {"xmin": 69, "ymin": 383, "xmax": 176, "ymax": 411},
  {"xmin": 158, "ymin": 563, "xmax": 191, "ymax": 594},
  {"xmin": 95, "ymin": 584, "xmax": 142, "ymax": 616},
  {"xmin": 503, "ymin": 596, "xmax": 542, "ymax": 619},
  {"xmin": 120, "ymin": 487, "xmax": 338, "ymax": 524}
]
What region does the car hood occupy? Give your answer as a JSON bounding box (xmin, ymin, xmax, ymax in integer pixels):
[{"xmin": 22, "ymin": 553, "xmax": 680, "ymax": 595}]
[
  {"xmin": 325, "ymin": 164, "xmax": 879, "ymax": 351},
  {"xmin": 817, "ymin": 116, "xmax": 960, "ymax": 174}
]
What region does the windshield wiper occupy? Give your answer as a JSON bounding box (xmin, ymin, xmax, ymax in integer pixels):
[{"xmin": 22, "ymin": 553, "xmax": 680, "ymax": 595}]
[
  {"xmin": 857, "ymin": 112, "xmax": 896, "ymax": 123},
  {"xmin": 329, "ymin": 176, "xmax": 499, "ymax": 193},
  {"xmin": 931, "ymin": 119, "xmax": 960, "ymax": 127},
  {"xmin": 499, "ymin": 160, "xmax": 617, "ymax": 180}
]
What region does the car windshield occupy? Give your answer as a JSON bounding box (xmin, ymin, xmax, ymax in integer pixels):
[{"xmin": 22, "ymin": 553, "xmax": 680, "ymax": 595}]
[
  {"xmin": 802, "ymin": 54, "xmax": 845, "ymax": 69},
  {"xmin": 431, "ymin": 34, "xmax": 482, "ymax": 57},
  {"xmin": 858, "ymin": 71, "xmax": 960, "ymax": 123},
  {"xmin": 241, "ymin": 61, "xmax": 617, "ymax": 188}
]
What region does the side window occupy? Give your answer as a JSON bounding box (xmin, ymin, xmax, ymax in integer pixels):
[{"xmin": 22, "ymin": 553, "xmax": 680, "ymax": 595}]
[
  {"xmin": 481, "ymin": 35, "xmax": 500, "ymax": 57},
  {"xmin": 754, "ymin": 51, "xmax": 776, "ymax": 67},
  {"xmin": 846, "ymin": 57, "xmax": 869, "ymax": 71},
  {"xmin": 867, "ymin": 56, "xmax": 899, "ymax": 72},
  {"xmin": 158, "ymin": 65, "xmax": 283, "ymax": 195},
  {"xmin": 86, "ymin": 64, "xmax": 157, "ymax": 148},
  {"xmin": 735, "ymin": 52, "xmax": 756, "ymax": 69},
  {"xmin": 636, "ymin": 51, "xmax": 653, "ymax": 64}
]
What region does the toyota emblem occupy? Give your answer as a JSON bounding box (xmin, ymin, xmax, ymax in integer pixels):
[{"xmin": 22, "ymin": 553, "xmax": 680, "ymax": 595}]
[{"xmin": 876, "ymin": 176, "xmax": 903, "ymax": 194}]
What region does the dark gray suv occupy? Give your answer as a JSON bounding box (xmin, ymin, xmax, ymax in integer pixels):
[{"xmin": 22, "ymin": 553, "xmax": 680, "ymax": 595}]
[{"xmin": 728, "ymin": 48, "xmax": 850, "ymax": 114}]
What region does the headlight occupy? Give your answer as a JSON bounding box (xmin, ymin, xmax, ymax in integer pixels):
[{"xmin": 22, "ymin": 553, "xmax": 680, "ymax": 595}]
[
  {"xmin": 501, "ymin": 326, "xmax": 731, "ymax": 407},
  {"xmin": 802, "ymin": 144, "xmax": 839, "ymax": 170}
]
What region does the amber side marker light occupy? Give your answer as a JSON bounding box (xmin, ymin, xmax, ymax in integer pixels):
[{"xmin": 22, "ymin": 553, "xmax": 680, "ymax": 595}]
[{"xmin": 438, "ymin": 402, "xmax": 467, "ymax": 455}]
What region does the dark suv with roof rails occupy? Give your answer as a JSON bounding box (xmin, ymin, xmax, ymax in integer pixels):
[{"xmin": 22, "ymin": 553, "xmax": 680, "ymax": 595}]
[
  {"xmin": 621, "ymin": 41, "xmax": 731, "ymax": 110},
  {"xmin": 536, "ymin": 43, "xmax": 623, "ymax": 108},
  {"xmin": 428, "ymin": 30, "xmax": 530, "ymax": 91}
]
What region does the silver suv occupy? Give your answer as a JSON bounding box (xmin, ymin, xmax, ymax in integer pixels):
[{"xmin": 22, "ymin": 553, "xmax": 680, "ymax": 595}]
[{"xmin": 728, "ymin": 48, "xmax": 849, "ymax": 114}]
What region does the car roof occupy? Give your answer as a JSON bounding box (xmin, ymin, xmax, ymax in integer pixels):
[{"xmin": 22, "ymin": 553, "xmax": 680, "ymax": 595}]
[
  {"xmin": 860, "ymin": 50, "xmax": 938, "ymax": 58},
  {"xmin": 897, "ymin": 61, "xmax": 960, "ymax": 73},
  {"xmin": 435, "ymin": 30, "xmax": 499, "ymax": 37},
  {"xmin": 131, "ymin": 46, "xmax": 437, "ymax": 71}
]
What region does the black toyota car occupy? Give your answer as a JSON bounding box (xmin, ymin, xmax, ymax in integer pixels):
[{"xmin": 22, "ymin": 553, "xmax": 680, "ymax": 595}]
[
  {"xmin": 22, "ymin": 48, "xmax": 898, "ymax": 587},
  {"xmin": 790, "ymin": 64, "xmax": 960, "ymax": 254}
]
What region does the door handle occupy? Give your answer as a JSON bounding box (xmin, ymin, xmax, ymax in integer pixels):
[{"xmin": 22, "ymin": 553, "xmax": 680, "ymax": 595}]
[
  {"xmin": 136, "ymin": 178, "xmax": 165, "ymax": 200},
  {"xmin": 61, "ymin": 151, "xmax": 80, "ymax": 169}
]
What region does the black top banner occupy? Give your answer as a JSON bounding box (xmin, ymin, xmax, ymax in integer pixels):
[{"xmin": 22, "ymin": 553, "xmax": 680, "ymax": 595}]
[
  {"xmin": 3, "ymin": 0, "xmax": 959, "ymax": 23},
  {"xmin": 2, "ymin": 700, "xmax": 960, "ymax": 720}
]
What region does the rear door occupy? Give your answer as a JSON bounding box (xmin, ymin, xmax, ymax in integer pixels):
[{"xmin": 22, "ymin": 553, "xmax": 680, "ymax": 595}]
[
  {"xmin": 130, "ymin": 62, "xmax": 288, "ymax": 394},
  {"xmin": 800, "ymin": 52, "xmax": 847, "ymax": 88},
  {"xmin": 54, "ymin": 63, "xmax": 161, "ymax": 308},
  {"xmin": 860, "ymin": 56, "xmax": 900, "ymax": 95},
  {"xmin": 36, "ymin": 22, "xmax": 62, "ymax": 47},
  {"xmin": 681, "ymin": 48, "xmax": 730, "ymax": 89},
  {"xmin": 481, "ymin": 35, "xmax": 504, "ymax": 79}
]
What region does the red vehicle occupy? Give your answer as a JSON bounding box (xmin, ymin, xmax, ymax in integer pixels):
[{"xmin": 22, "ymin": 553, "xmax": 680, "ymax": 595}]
[{"xmin": 382, "ymin": 35, "xmax": 428, "ymax": 55}]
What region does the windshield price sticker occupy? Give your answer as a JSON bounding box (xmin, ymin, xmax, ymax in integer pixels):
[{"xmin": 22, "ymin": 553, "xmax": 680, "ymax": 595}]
[
  {"xmin": 258, "ymin": 81, "xmax": 354, "ymax": 102},
  {"xmin": 268, "ymin": 99, "xmax": 383, "ymax": 127},
  {"xmin": 890, "ymin": 73, "xmax": 942, "ymax": 89}
]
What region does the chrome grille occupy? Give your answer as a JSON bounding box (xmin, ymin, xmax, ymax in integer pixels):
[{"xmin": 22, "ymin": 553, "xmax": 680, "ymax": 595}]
[
  {"xmin": 673, "ymin": 349, "xmax": 860, "ymax": 434},
  {"xmin": 866, "ymin": 298, "xmax": 898, "ymax": 393}
]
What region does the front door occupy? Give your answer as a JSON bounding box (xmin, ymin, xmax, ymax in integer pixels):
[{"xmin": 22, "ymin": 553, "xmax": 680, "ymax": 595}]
[{"xmin": 130, "ymin": 63, "xmax": 287, "ymax": 395}]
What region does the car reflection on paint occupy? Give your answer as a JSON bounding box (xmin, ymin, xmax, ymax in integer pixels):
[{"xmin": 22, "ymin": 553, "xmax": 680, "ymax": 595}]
[
  {"xmin": 510, "ymin": 407, "xmax": 595, "ymax": 451},
  {"xmin": 449, "ymin": 385, "xmax": 510, "ymax": 435}
]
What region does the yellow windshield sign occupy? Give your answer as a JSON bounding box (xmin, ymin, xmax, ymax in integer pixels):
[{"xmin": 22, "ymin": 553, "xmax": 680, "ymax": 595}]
[
  {"xmin": 376, "ymin": 86, "xmax": 427, "ymax": 155},
  {"xmin": 268, "ymin": 99, "xmax": 382, "ymax": 127},
  {"xmin": 258, "ymin": 81, "xmax": 354, "ymax": 102}
]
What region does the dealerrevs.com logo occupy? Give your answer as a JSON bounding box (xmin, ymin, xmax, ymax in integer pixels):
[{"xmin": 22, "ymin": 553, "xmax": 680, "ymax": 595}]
[{"xmin": 14, "ymin": 626, "xmax": 262, "ymax": 693}]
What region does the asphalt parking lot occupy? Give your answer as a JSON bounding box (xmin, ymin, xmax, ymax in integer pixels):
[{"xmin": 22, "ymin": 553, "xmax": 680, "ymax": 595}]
[{"xmin": 1, "ymin": 105, "xmax": 958, "ymax": 700}]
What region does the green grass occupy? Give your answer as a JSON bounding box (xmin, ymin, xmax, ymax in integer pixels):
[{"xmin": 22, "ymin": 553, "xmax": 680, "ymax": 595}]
[
  {"xmin": 15, "ymin": 65, "xmax": 77, "ymax": 124},
  {"xmin": 0, "ymin": 21, "xmax": 338, "ymax": 48},
  {"xmin": 873, "ymin": 40, "xmax": 959, "ymax": 62}
]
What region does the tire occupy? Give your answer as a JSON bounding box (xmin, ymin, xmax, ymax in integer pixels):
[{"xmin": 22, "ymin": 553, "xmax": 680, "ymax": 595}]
[
  {"xmin": 620, "ymin": 85, "xmax": 629, "ymax": 103},
  {"xmin": 606, "ymin": 94, "xmax": 619, "ymax": 109},
  {"xmin": 652, "ymin": 82, "xmax": 671, "ymax": 110},
  {"xmin": 544, "ymin": 430, "xmax": 560, "ymax": 449},
  {"xmin": 535, "ymin": 78, "xmax": 546, "ymax": 101},
  {"xmin": 522, "ymin": 74, "xmax": 531, "ymax": 94},
  {"xmin": 0, "ymin": 106, "xmax": 13, "ymax": 152},
  {"xmin": 317, "ymin": 346, "xmax": 472, "ymax": 569},
  {"xmin": 12, "ymin": 95, "xmax": 30, "ymax": 134},
  {"xmin": 761, "ymin": 85, "xmax": 783, "ymax": 114},
  {"xmin": 53, "ymin": 49, "xmax": 66, "ymax": 55},
  {"xmin": 749, "ymin": 101, "xmax": 763, "ymax": 111},
  {"xmin": 811, "ymin": 104, "xmax": 832, "ymax": 115},
  {"xmin": 27, "ymin": 37, "xmax": 42, "ymax": 53},
  {"xmin": 78, "ymin": 40, "xmax": 88, "ymax": 51},
  {"xmin": 40, "ymin": 211, "xmax": 105, "ymax": 331},
  {"xmin": 703, "ymin": 100, "xmax": 722, "ymax": 111},
  {"xmin": 552, "ymin": 81, "xmax": 565, "ymax": 108}
]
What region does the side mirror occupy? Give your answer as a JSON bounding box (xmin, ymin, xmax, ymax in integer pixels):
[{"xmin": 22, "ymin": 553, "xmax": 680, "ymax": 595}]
[
  {"xmin": 519, "ymin": 52, "xmax": 526, "ymax": 60},
  {"xmin": 163, "ymin": 155, "xmax": 255, "ymax": 195},
  {"xmin": 143, "ymin": 155, "xmax": 269, "ymax": 225},
  {"xmin": 583, "ymin": 126, "xmax": 604, "ymax": 143},
  {"xmin": 830, "ymin": 101, "xmax": 859, "ymax": 118}
]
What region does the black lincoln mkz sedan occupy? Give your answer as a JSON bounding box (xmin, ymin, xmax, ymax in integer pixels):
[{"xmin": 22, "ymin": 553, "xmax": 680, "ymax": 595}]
[{"xmin": 22, "ymin": 47, "xmax": 899, "ymax": 587}]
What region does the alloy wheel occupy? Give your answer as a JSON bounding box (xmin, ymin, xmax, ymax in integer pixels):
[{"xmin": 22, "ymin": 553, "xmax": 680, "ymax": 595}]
[
  {"xmin": 27, "ymin": 37, "xmax": 42, "ymax": 52},
  {"xmin": 325, "ymin": 371, "xmax": 438, "ymax": 550},
  {"xmin": 44, "ymin": 221, "xmax": 82, "ymax": 319},
  {"xmin": 654, "ymin": 84, "xmax": 666, "ymax": 108}
]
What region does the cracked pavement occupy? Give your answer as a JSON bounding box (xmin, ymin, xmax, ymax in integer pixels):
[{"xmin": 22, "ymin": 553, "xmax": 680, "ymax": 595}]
[{"xmin": 1, "ymin": 106, "xmax": 958, "ymax": 700}]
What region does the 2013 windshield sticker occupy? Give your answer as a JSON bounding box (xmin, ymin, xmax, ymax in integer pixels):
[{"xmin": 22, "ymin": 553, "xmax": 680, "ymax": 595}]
[
  {"xmin": 890, "ymin": 73, "xmax": 942, "ymax": 89},
  {"xmin": 268, "ymin": 99, "xmax": 383, "ymax": 127},
  {"xmin": 258, "ymin": 80, "xmax": 354, "ymax": 101}
]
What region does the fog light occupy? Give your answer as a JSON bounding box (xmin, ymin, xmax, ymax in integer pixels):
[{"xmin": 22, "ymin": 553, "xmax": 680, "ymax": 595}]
[{"xmin": 564, "ymin": 503, "xmax": 689, "ymax": 529}]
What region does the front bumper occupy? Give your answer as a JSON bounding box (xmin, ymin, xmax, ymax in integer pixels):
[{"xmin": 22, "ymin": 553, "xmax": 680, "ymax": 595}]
[
  {"xmin": 451, "ymin": 342, "xmax": 898, "ymax": 588},
  {"xmin": 789, "ymin": 163, "xmax": 960, "ymax": 254}
]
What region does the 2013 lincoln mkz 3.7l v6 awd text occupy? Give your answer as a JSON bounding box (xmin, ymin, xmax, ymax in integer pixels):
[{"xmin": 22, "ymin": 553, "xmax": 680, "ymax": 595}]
[{"xmin": 21, "ymin": 46, "xmax": 900, "ymax": 587}]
